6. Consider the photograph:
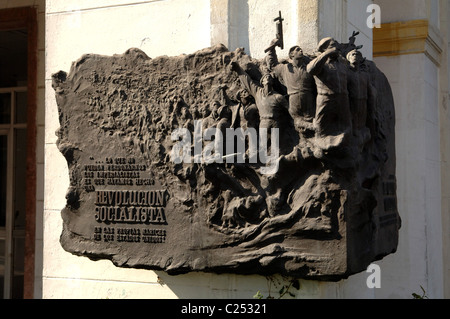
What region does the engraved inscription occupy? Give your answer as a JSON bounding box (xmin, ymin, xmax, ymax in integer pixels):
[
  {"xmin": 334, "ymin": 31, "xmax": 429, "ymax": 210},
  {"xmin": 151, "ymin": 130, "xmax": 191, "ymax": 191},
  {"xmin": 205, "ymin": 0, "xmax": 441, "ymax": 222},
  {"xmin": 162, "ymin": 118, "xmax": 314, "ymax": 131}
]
[
  {"xmin": 88, "ymin": 157, "xmax": 168, "ymax": 244},
  {"xmin": 382, "ymin": 176, "xmax": 397, "ymax": 213},
  {"xmin": 94, "ymin": 191, "xmax": 167, "ymax": 224},
  {"xmin": 380, "ymin": 176, "xmax": 399, "ymax": 227},
  {"xmin": 83, "ymin": 157, "xmax": 154, "ymax": 192},
  {"xmin": 93, "ymin": 226, "xmax": 166, "ymax": 243}
]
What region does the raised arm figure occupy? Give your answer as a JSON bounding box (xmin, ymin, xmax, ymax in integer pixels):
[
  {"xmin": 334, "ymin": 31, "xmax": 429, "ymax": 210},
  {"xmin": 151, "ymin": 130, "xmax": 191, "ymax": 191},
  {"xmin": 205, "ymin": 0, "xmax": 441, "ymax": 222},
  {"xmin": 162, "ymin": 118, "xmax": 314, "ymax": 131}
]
[
  {"xmin": 230, "ymin": 60, "xmax": 288, "ymax": 131},
  {"xmin": 265, "ymin": 40, "xmax": 317, "ymax": 137}
]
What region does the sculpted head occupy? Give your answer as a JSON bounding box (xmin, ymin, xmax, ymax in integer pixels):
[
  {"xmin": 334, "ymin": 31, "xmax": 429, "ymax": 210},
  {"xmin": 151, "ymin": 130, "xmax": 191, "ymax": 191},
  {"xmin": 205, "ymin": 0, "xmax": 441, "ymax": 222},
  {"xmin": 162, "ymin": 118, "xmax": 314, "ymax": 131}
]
[
  {"xmin": 236, "ymin": 89, "xmax": 250, "ymax": 101},
  {"xmin": 346, "ymin": 49, "xmax": 363, "ymax": 66},
  {"xmin": 289, "ymin": 46, "xmax": 304, "ymax": 61},
  {"xmin": 260, "ymin": 73, "xmax": 274, "ymax": 96},
  {"xmin": 317, "ymin": 37, "xmax": 338, "ymax": 53}
]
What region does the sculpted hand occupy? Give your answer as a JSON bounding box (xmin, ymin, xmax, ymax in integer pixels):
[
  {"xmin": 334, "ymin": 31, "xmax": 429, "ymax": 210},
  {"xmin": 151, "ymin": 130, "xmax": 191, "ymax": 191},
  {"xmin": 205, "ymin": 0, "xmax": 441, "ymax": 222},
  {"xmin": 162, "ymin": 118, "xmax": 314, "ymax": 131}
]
[
  {"xmin": 324, "ymin": 47, "xmax": 340, "ymax": 58},
  {"xmin": 349, "ymin": 31, "xmax": 359, "ymax": 44},
  {"xmin": 350, "ymin": 31, "xmax": 359, "ymax": 39},
  {"xmin": 270, "ymin": 38, "xmax": 281, "ymax": 47}
]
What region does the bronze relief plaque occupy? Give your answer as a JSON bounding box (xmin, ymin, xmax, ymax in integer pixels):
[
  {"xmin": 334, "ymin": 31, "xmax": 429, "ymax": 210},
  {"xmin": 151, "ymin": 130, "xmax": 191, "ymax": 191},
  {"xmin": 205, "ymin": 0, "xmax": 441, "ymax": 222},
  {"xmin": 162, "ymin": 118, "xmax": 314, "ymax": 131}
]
[{"xmin": 53, "ymin": 37, "xmax": 400, "ymax": 279}]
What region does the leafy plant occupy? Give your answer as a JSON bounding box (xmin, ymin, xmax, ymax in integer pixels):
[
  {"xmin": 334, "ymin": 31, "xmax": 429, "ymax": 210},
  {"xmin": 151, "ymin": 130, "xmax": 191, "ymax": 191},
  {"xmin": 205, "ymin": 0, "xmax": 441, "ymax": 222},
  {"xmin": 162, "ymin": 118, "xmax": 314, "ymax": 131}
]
[
  {"xmin": 254, "ymin": 275, "xmax": 300, "ymax": 299},
  {"xmin": 253, "ymin": 290, "xmax": 264, "ymax": 299},
  {"xmin": 412, "ymin": 286, "xmax": 428, "ymax": 299}
]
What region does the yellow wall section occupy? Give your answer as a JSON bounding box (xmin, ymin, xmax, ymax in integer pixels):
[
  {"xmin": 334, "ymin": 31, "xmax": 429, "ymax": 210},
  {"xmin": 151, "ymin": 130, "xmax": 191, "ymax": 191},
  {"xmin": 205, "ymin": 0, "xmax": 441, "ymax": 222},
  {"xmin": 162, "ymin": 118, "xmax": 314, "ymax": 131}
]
[{"xmin": 373, "ymin": 19, "xmax": 429, "ymax": 57}]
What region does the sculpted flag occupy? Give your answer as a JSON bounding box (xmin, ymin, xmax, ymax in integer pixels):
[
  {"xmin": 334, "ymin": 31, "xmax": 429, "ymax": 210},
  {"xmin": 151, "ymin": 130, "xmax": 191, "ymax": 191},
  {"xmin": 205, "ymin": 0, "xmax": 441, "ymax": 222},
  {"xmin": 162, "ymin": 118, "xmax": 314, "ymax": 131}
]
[{"xmin": 53, "ymin": 37, "xmax": 400, "ymax": 279}]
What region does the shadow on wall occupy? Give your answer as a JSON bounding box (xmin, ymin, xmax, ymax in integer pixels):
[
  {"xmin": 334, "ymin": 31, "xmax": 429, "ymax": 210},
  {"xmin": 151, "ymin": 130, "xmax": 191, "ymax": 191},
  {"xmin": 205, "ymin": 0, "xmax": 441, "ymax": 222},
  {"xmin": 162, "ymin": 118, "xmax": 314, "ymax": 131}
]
[
  {"xmin": 229, "ymin": 0, "xmax": 250, "ymax": 53},
  {"xmin": 154, "ymin": 271, "xmax": 320, "ymax": 299}
]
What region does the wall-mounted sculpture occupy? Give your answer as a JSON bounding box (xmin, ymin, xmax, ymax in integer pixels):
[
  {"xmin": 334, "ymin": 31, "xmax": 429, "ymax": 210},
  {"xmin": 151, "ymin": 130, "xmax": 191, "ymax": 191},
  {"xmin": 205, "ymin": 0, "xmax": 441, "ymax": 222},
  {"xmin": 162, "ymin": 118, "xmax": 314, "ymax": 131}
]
[{"xmin": 53, "ymin": 13, "xmax": 400, "ymax": 280}]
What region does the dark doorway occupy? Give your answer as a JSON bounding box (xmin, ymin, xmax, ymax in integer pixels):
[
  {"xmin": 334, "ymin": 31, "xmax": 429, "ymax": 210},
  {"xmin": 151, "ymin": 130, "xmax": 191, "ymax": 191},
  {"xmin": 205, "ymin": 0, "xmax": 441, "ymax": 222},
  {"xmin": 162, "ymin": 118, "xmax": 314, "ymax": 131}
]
[{"xmin": 0, "ymin": 7, "xmax": 37, "ymax": 299}]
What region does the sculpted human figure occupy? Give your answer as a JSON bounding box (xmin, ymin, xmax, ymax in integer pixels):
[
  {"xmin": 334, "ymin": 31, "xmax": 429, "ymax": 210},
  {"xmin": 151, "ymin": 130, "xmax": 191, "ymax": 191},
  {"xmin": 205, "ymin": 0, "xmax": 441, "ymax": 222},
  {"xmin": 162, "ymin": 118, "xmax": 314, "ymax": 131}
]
[
  {"xmin": 346, "ymin": 49, "xmax": 376, "ymax": 146},
  {"xmin": 306, "ymin": 37, "xmax": 353, "ymax": 153},
  {"xmin": 266, "ymin": 39, "xmax": 317, "ymax": 136},
  {"xmin": 179, "ymin": 106, "xmax": 194, "ymax": 131},
  {"xmin": 216, "ymin": 103, "xmax": 232, "ymax": 138},
  {"xmin": 228, "ymin": 89, "xmax": 260, "ymax": 162},
  {"xmin": 230, "ymin": 60, "xmax": 292, "ymax": 215},
  {"xmin": 202, "ymin": 101, "xmax": 220, "ymax": 131},
  {"xmin": 230, "ymin": 60, "xmax": 288, "ymax": 132},
  {"xmin": 231, "ymin": 89, "xmax": 259, "ymax": 132}
]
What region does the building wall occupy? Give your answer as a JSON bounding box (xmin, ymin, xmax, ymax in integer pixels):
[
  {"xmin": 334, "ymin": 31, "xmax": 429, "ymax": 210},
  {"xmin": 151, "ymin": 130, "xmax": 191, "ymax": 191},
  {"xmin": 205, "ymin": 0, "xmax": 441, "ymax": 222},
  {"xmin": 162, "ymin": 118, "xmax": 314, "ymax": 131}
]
[
  {"xmin": 440, "ymin": 0, "xmax": 450, "ymax": 299},
  {"xmin": 0, "ymin": 0, "xmax": 46, "ymax": 299},
  {"xmin": 372, "ymin": 0, "xmax": 448, "ymax": 299},
  {"xmin": 211, "ymin": 0, "xmax": 373, "ymax": 59},
  {"xmin": 42, "ymin": 0, "xmax": 449, "ymax": 299}
]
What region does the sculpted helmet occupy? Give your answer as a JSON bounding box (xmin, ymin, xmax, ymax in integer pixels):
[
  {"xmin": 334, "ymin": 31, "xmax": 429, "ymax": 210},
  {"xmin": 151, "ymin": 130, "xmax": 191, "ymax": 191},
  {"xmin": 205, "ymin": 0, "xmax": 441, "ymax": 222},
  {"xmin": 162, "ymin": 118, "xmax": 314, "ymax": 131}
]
[{"xmin": 317, "ymin": 37, "xmax": 335, "ymax": 53}]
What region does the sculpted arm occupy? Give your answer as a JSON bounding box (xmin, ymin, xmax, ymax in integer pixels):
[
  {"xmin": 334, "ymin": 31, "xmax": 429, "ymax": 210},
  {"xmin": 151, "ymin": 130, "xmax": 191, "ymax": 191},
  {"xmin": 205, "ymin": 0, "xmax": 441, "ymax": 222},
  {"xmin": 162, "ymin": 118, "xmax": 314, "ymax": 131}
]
[
  {"xmin": 230, "ymin": 61, "xmax": 260, "ymax": 99},
  {"xmin": 265, "ymin": 39, "xmax": 281, "ymax": 71},
  {"xmin": 306, "ymin": 48, "xmax": 339, "ymax": 75}
]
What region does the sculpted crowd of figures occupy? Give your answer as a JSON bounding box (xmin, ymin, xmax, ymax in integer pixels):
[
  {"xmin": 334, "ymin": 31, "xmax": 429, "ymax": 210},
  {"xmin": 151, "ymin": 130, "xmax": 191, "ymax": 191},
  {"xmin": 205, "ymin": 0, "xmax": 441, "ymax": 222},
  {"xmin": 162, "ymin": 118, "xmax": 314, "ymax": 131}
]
[
  {"xmin": 147, "ymin": 32, "xmax": 391, "ymax": 232},
  {"xmin": 229, "ymin": 32, "xmax": 373, "ymax": 163},
  {"xmin": 167, "ymin": 33, "xmax": 387, "ymax": 231}
]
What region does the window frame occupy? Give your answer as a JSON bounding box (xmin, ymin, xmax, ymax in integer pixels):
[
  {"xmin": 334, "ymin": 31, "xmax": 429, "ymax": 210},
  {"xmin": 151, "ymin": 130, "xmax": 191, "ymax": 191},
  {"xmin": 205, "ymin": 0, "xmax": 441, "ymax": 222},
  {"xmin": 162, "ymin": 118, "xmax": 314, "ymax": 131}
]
[{"xmin": 0, "ymin": 7, "xmax": 37, "ymax": 299}]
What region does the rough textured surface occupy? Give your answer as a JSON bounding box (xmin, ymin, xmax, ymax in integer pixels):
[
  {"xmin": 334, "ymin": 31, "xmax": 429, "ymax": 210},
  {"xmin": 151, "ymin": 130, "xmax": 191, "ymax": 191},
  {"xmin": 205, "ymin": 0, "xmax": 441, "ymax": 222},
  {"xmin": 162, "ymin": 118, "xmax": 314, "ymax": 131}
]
[{"xmin": 52, "ymin": 43, "xmax": 400, "ymax": 280}]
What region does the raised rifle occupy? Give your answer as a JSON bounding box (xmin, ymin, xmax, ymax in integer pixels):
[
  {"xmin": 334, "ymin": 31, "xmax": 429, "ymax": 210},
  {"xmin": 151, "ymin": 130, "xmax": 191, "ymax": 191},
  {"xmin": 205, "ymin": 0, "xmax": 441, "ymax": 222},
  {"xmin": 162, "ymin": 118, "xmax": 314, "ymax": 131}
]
[{"xmin": 264, "ymin": 11, "xmax": 284, "ymax": 53}]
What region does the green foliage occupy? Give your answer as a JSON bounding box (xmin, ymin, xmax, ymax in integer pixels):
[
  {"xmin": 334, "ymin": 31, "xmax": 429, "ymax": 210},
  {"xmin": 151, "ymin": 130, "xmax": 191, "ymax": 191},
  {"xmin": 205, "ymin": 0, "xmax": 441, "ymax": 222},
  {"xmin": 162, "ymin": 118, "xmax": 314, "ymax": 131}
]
[
  {"xmin": 253, "ymin": 275, "xmax": 301, "ymax": 299},
  {"xmin": 253, "ymin": 291, "xmax": 264, "ymax": 299},
  {"xmin": 412, "ymin": 286, "xmax": 428, "ymax": 299}
]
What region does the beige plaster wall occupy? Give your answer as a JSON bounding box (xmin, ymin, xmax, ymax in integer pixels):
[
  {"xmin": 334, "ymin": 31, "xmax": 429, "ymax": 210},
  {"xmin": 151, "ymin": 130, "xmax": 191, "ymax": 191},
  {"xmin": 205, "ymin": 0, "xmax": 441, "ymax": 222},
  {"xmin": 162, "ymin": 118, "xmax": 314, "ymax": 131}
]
[{"xmin": 372, "ymin": 0, "xmax": 447, "ymax": 298}]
